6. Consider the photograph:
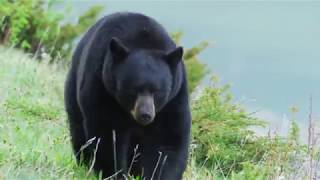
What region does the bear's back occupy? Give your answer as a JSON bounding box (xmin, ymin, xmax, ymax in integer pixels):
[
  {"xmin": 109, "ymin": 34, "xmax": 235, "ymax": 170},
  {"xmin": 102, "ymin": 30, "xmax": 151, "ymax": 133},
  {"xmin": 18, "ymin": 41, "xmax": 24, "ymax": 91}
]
[
  {"xmin": 73, "ymin": 12, "xmax": 176, "ymax": 73},
  {"xmin": 102, "ymin": 12, "xmax": 176, "ymax": 51}
]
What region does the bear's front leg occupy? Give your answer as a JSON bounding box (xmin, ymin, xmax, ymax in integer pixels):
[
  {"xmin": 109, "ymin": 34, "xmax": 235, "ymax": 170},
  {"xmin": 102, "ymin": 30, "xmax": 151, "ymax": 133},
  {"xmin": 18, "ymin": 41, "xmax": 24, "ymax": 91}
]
[
  {"xmin": 78, "ymin": 103, "xmax": 116, "ymax": 177},
  {"xmin": 77, "ymin": 79, "xmax": 118, "ymax": 177},
  {"xmin": 79, "ymin": 107, "xmax": 132, "ymax": 179},
  {"xmin": 136, "ymin": 144, "xmax": 188, "ymax": 180}
]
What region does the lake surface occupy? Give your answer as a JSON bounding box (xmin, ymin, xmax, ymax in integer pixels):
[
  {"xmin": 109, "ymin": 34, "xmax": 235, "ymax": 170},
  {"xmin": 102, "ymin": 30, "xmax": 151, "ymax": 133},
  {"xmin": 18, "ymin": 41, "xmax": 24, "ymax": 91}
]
[{"xmin": 61, "ymin": 1, "xmax": 320, "ymax": 140}]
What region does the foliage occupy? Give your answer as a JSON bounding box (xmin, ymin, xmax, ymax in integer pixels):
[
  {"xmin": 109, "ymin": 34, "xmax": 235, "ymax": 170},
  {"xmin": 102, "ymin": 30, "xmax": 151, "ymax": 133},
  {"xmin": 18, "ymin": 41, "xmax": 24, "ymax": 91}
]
[
  {"xmin": 171, "ymin": 31, "xmax": 208, "ymax": 93},
  {"xmin": 0, "ymin": 47, "xmax": 97, "ymax": 179},
  {"xmin": 191, "ymin": 77, "xmax": 267, "ymax": 175},
  {"xmin": 191, "ymin": 77, "xmax": 307, "ymax": 178},
  {"xmin": 0, "ymin": 0, "xmax": 103, "ymax": 62},
  {"xmin": 0, "ymin": 45, "xmax": 311, "ymax": 179}
]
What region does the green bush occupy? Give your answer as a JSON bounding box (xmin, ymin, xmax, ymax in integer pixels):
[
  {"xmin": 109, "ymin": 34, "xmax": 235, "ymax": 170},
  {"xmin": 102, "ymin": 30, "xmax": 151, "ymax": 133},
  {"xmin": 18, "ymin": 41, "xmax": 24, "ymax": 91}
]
[
  {"xmin": 191, "ymin": 77, "xmax": 266, "ymax": 175},
  {"xmin": 190, "ymin": 77, "xmax": 306, "ymax": 178},
  {"xmin": 171, "ymin": 31, "xmax": 208, "ymax": 93},
  {"xmin": 0, "ymin": 0, "xmax": 103, "ymax": 62}
]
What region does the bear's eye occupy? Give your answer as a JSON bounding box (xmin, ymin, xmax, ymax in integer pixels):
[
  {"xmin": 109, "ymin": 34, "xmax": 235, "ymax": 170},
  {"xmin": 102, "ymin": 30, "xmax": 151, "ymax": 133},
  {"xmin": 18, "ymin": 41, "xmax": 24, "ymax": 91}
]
[
  {"xmin": 127, "ymin": 89, "xmax": 137, "ymax": 94},
  {"xmin": 119, "ymin": 89, "xmax": 136, "ymax": 95},
  {"xmin": 154, "ymin": 87, "xmax": 171, "ymax": 93},
  {"xmin": 154, "ymin": 89, "xmax": 166, "ymax": 97}
]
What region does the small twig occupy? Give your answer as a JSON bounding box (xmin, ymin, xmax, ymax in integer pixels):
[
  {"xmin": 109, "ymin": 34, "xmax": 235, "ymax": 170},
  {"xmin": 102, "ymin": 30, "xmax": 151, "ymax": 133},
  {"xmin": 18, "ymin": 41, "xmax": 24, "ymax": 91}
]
[
  {"xmin": 141, "ymin": 167, "xmax": 145, "ymax": 180},
  {"xmin": 103, "ymin": 169, "xmax": 123, "ymax": 180},
  {"xmin": 213, "ymin": 156, "xmax": 227, "ymax": 180},
  {"xmin": 157, "ymin": 155, "xmax": 168, "ymax": 180},
  {"xmin": 308, "ymin": 95, "xmax": 313, "ymax": 153},
  {"xmin": 151, "ymin": 151, "xmax": 163, "ymax": 180},
  {"xmin": 33, "ymin": 27, "xmax": 50, "ymax": 60},
  {"xmin": 128, "ymin": 144, "xmax": 141, "ymax": 175},
  {"xmin": 247, "ymin": 109, "xmax": 260, "ymax": 116},
  {"xmin": 112, "ymin": 130, "xmax": 118, "ymax": 180},
  {"xmin": 87, "ymin": 138, "xmax": 101, "ymax": 176},
  {"xmin": 122, "ymin": 174, "xmax": 129, "ymax": 180},
  {"xmin": 200, "ymin": 156, "xmax": 209, "ymax": 169},
  {"xmin": 267, "ymin": 127, "xmax": 271, "ymax": 139},
  {"xmin": 308, "ymin": 95, "xmax": 314, "ymax": 179},
  {"xmin": 76, "ymin": 137, "xmax": 96, "ymax": 157}
]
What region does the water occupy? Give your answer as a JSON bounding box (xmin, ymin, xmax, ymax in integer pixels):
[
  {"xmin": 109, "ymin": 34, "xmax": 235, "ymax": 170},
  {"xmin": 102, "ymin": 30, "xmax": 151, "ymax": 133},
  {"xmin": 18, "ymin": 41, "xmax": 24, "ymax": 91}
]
[{"xmin": 59, "ymin": 1, "xmax": 320, "ymax": 140}]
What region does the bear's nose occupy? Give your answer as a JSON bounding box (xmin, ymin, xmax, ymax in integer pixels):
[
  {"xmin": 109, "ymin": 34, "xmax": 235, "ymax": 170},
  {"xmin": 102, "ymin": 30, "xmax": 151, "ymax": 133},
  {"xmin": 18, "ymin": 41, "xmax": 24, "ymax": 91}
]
[{"xmin": 139, "ymin": 113, "xmax": 152, "ymax": 123}]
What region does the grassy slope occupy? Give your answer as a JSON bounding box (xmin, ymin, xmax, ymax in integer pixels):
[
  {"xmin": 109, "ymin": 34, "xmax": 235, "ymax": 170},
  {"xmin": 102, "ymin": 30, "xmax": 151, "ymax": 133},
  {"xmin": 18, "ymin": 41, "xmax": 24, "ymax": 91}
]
[
  {"xmin": 0, "ymin": 47, "xmax": 215, "ymax": 180},
  {"xmin": 0, "ymin": 47, "xmax": 98, "ymax": 179}
]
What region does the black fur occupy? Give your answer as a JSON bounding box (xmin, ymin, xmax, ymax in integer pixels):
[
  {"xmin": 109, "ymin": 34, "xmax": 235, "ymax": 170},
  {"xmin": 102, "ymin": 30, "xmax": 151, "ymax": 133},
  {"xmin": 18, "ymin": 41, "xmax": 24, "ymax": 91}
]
[{"xmin": 64, "ymin": 12, "xmax": 191, "ymax": 180}]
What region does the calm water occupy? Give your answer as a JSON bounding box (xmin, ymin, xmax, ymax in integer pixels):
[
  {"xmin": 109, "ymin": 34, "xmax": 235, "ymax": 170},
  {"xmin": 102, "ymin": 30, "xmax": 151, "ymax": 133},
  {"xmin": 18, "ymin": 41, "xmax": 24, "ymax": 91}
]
[{"xmin": 60, "ymin": 1, "xmax": 320, "ymax": 140}]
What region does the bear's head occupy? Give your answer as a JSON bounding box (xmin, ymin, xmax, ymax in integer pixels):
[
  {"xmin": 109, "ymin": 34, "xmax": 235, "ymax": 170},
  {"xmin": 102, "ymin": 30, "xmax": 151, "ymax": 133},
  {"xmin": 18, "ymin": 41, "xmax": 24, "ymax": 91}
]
[{"xmin": 103, "ymin": 37, "xmax": 183, "ymax": 126}]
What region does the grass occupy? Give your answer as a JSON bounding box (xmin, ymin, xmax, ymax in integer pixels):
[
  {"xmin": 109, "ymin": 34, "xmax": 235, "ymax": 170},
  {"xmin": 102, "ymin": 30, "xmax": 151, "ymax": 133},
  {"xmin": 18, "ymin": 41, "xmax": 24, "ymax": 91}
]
[
  {"xmin": 0, "ymin": 47, "xmax": 215, "ymax": 179},
  {"xmin": 0, "ymin": 46, "xmax": 317, "ymax": 180},
  {"xmin": 0, "ymin": 47, "xmax": 98, "ymax": 179}
]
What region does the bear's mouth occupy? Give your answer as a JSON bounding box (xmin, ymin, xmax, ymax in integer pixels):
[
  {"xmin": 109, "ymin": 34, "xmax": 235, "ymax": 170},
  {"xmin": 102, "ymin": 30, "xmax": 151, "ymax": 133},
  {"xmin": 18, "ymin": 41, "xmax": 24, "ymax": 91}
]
[{"xmin": 132, "ymin": 114, "xmax": 154, "ymax": 126}]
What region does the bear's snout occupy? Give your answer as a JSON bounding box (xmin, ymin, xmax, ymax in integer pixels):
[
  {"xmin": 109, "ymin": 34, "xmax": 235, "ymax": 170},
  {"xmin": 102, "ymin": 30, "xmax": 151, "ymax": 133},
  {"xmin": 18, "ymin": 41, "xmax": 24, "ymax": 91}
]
[
  {"xmin": 137, "ymin": 111, "xmax": 153, "ymax": 125},
  {"xmin": 131, "ymin": 94, "xmax": 155, "ymax": 125}
]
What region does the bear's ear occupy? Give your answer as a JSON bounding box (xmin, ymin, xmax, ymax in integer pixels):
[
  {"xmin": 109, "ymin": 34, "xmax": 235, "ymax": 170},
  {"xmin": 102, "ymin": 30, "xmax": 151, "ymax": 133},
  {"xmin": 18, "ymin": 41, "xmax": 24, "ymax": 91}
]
[
  {"xmin": 109, "ymin": 37, "xmax": 129, "ymax": 60},
  {"xmin": 164, "ymin": 47, "xmax": 183, "ymax": 67}
]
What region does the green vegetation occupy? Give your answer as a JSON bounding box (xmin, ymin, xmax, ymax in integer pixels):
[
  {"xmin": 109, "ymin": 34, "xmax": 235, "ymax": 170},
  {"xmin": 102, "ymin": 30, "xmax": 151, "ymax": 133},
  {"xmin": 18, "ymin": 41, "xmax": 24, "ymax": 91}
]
[
  {"xmin": 189, "ymin": 79, "xmax": 309, "ymax": 179},
  {"xmin": 0, "ymin": 0, "xmax": 103, "ymax": 62},
  {"xmin": 0, "ymin": 47, "xmax": 311, "ymax": 180},
  {"xmin": 0, "ymin": 1, "xmax": 315, "ymax": 179},
  {"xmin": 171, "ymin": 31, "xmax": 208, "ymax": 93},
  {"xmin": 0, "ymin": 47, "xmax": 96, "ymax": 179}
]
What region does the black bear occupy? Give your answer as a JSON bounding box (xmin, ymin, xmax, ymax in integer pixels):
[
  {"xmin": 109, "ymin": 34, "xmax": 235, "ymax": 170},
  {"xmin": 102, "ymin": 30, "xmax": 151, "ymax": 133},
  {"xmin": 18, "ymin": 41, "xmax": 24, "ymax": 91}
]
[{"xmin": 64, "ymin": 12, "xmax": 191, "ymax": 180}]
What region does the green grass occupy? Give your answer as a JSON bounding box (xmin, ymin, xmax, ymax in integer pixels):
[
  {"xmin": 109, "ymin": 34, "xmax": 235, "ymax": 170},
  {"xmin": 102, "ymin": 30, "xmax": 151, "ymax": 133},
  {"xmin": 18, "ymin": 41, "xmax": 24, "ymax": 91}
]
[
  {"xmin": 0, "ymin": 47, "xmax": 99, "ymax": 179},
  {"xmin": 0, "ymin": 47, "xmax": 216, "ymax": 179},
  {"xmin": 0, "ymin": 47, "xmax": 311, "ymax": 180}
]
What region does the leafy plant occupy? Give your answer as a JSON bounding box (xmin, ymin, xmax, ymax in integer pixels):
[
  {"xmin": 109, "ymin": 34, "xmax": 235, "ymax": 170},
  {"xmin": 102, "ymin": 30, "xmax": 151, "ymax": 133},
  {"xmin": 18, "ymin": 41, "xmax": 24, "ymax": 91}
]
[
  {"xmin": 191, "ymin": 77, "xmax": 267, "ymax": 175},
  {"xmin": 190, "ymin": 77, "xmax": 307, "ymax": 179},
  {"xmin": 171, "ymin": 31, "xmax": 208, "ymax": 93},
  {"xmin": 0, "ymin": 0, "xmax": 103, "ymax": 63}
]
